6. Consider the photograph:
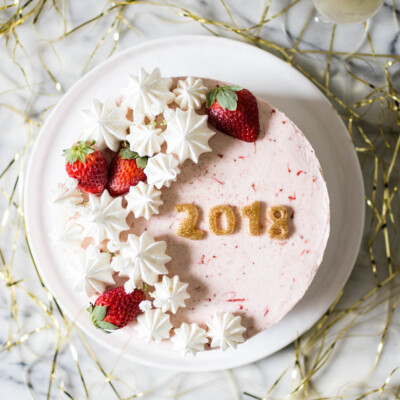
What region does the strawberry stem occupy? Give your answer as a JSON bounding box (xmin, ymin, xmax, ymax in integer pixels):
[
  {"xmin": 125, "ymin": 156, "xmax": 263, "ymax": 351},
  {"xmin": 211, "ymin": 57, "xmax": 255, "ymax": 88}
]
[{"xmin": 63, "ymin": 140, "xmax": 96, "ymax": 164}]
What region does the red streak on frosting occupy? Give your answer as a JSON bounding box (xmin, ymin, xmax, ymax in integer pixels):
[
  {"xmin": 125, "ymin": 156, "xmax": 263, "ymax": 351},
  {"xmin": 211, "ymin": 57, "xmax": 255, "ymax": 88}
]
[
  {"xmin": 288, "ymin": 193, "xmax": 296, "ymax": 201},
  {"xmin": 297, "ymin": 170, "xmax": 303, "ymax": 176},
  {"xmin": 199, "ymin": 255, "xmax": 205, "ymax": 265},
  {"xmin": 301, "ymin": 249, "xmax": 311, "ymax": 256},
  {"xmin": 264, "ymin": 307, "xmax": 269, "ymax": 316},
  {"xmin": 238, "ymin": 156, "xmax": 245, "ymax": 160},
  {"xmin": 287, "ymin": 163, "xmax": 291, "ymax": 173},
  {"xmin": 251, "ymin": 183, "xmax": 256, "ymax": 192},
  {"xmin": 239, "ymin": 305, "xmax": 244, "ymax": 310},
  {"xmin": 212, "ymin": 177, "xmax": 224, "ymax": 185},
  {"xmin": 254, "ymin": 141, "xmax": 257, "ymax": 154},
  {"xmin": 312, "ymin": 177, "xmax": 317, "ymax": 182},
  {"xmin": 227, "ymin": 298, "xmax": 247, "ymax": 302},
  {"xmin": 282, "ymin": 121, "xmax": 287, "ymax": 124}
]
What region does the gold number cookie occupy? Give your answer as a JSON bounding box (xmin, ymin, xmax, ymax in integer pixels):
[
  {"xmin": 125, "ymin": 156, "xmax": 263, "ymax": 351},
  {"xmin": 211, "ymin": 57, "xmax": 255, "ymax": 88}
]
[
  {"xmin": 241, "ymin": 201, "xmax": 260, "ymax": 236},
  {"xmin": 209, "ymin": 205, "xmax": 236, "ymax": 235},
  {"xmin": 175, "ymin": 204, "xmax": 204, "ymax": 240},
  {"xmin": 267, "ymin": 206, "xmax": 289, "ymax": 240}
]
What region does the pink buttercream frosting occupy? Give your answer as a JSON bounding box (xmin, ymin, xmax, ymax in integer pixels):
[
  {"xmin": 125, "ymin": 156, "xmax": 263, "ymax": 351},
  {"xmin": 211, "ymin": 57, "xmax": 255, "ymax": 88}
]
[{"xmin": 125, "ymin": 78, "xmax": 330, "ymax": 339}]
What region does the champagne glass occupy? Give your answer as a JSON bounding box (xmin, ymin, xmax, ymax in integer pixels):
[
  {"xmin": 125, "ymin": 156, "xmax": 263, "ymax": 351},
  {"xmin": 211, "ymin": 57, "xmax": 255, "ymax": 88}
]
[
  {"xmin": 282, "ymin": 0, "xmax": 385, "ymax": 57},
  {"xmin": 313, "ymin": 0, "xmax": 385, "ymax": 24}
]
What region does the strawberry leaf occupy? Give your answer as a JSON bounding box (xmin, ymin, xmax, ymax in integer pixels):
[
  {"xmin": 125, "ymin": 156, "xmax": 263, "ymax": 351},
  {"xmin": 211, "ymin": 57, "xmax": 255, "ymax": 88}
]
[
  {"xmin": 206, "ymin": 88, "xmax": 218, "ymax": 108},
  {"xmin": 135, "ymin": 156, "xmax": 148, "ymax": 169},
  {"xmin": 228, "ymin": 85, "xmax": 243, "ymax": 92},
  {"xmin": 120, "ymin": 147, "xmax": 148, "ymax": 168},
  {"xmin": 63, "ymin": 141, "xmax": 96, "ymax": 164},
  {"xmin": 91, "ymin": 305, "xmax": 107, "ymax": 323},
  {"xmin": 119, "ymin": 147, "xmax": 138, "ymax": 160},
  {"xmin": 216, "ymin": 88, "xmax": 238, "ymax": 111},
  {"xmin": 206, "ymin": 86, "xmax": 242, "ymax": 111},
  {"xmin": 96, "ymin": 321, "xmax": 118, "ymax": 332}
]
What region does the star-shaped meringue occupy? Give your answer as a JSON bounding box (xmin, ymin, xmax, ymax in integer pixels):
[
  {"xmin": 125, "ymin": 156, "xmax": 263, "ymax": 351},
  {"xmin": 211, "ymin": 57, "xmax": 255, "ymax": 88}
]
[
  {"xmin": 151, "ymin": 275, "xmax": 189, "ymax": 314},
  {"xmin": 50, "ymin": 218, "xmax": 84, "ymax": 253},
  {"xmin": 78, "ymin": 190, "xmax": 129, "ymax": 245},
  {"xmin": 121, "ymin": 67, "xmax": 175, "ymax": 120},
  {"xmin": 111, "ymin": 232, "xmax": 170, "ymax": 290},
  {"xmin": 171, "ymin": 323, "xmax": 208, "ymax": 356},
  {"xmin": 126, "ymin": 123, "xmax": 164, "ymax": 157},
  {"xmin": 81, "ymin": 98, "xmax": 130, "ymax": 152},
  {"xmin": 206, "ymin": 312, "xmax": 246, "ymax": 351},
  {"xmin": 163, "ymin": 108, "xmax": 215, "ymax": 163},
  {"xmin": 125, "ymin": 182, "xmax": 163, "ymax": 220},
  {"xmin": 51, "ymin": 178, "xmax": 82, "ymax": 208},
  {"xmin": 135, "ymin": 308, "xmax": 173, "ymax": 343},
  {"xmin": 144, "ymin": 153, "xmax": 180, "ymax": 189},
  {"xmin": 69, "ymin": 245, "xmax": 114, "ymax": 297},
  {"xmin": 173, "ymin": 77, "xmax": 208, "ymax": 110}
]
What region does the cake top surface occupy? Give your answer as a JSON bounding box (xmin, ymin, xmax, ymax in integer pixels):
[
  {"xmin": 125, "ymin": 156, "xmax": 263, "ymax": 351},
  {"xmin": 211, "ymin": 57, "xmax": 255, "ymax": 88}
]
[{"xmin": 52, "ymin": 70, "xmax": 330, "ymax": 354}]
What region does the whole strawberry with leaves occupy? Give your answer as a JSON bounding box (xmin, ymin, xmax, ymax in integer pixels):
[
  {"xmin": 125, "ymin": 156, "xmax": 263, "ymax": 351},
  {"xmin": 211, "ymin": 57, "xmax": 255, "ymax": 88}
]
[
  {"xmin": 88, "ymin": 286, "xmax": 146, "ymax": 333},
  {"xmin": 63, "ymin": 140, "xmax": 108, "ymax": 194},
  {"xmin": 107, "ymin": 143, "xmax": 147, "ymax": 196},
  {"xmin": 206, "ymin": 85, "xmax": 260, "ymax": 142}
]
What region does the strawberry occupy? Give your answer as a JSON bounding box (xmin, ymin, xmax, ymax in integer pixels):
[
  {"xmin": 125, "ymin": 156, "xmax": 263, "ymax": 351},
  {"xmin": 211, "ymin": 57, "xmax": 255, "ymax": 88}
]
[
  {"xmin": 63, "ymin": 141, "xmax": 108, "ymax": 194},
  {"xmin": 206, "ymin": 86, "xmax": 260, "ymax": 142},
  {"xmin": 87, "ymin": 286, "xmax": 146, "ymax": 332},
  {"xmin": 107, "ymin": 144, "xmax": 147, "ymax": 196}
]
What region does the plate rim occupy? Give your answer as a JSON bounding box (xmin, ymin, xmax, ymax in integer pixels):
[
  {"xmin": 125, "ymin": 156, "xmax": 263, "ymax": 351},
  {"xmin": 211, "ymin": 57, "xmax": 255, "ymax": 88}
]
[{"xmin": 24, "ymin": 34, "xmax": 365, "ymax": 371}]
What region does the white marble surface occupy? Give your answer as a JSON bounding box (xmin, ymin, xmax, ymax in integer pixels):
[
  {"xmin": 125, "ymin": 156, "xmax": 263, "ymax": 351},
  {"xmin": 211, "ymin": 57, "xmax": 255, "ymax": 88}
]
[{"xmin": 0, "ymin": 0, "xmax": 399, "ymax": 399}]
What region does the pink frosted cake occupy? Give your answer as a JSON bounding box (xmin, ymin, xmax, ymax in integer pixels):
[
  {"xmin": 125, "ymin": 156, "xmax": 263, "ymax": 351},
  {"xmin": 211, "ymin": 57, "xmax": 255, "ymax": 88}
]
[{"xmin": 51, "ymin": 68, "xmax": 330, "ymax": 355}]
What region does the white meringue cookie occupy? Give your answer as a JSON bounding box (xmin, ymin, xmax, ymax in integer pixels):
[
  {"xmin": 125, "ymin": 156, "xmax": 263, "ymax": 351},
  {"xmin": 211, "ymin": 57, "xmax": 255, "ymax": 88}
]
[
  {"xmin": 206, "ymin": 312, "xmax": 246, "ymax": 351},
  {"xmin": 121, "ymin": 67, "xmax": 175, "ymax": 120},
  {"xmin": 151, "ymin": 275, "xmax": 190, "ymax": 314},
  {"xmin": 139, "ymin": 300, "xmax": 153, "ymax": 312},
  {"xmin": 125, "ymin": 182, "xmax": 163, "ymax": 220},
  {"xmin": 135, "ymin": 308, "xmax": 172, "ymax": 343},
  {"xmin": 171, "ymin": 323, "xmax": 208, "ymax": 356},
  {"xmin": 144, "ymin": 153, "xmax": 180, "ymax": 189},
  {"xmin": 78, "ymin": 190, "xmax": 129, "ymax": 245},
  {"xmin": 173, "ymin": 77, "xmax": 208, "ymax": 110},
  {"xmin": 69, "ymin": 246, "xmax": 114, "ymax": 297},
  {"xmin": 163, "ymin": 108, "xmax": 216, "ymax": 163},
  {"xmin": 50, "ymin": 218, "xmax": 84, "ymax": 253},
  {"xmin": 111, "ymin": 232, "xmax": 170, "ymax": 289},
  {"xmin": 51, "ymin": 178, "xmax": 82, "ymax": 207},
  {"xmin": 81, "ymin": 98, "xmax": 130, "ymax": 152},
  {"xmin": 126, "ymin": 123, "xmax": 164, "ymax": 157},
  {"xmin": 107, "ymin": 240, "xmax": 120, "ymax": 253}
]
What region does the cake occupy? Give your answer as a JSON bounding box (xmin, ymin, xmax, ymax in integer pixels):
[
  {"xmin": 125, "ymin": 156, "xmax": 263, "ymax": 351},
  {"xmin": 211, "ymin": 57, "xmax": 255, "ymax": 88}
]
[{"xmin": 51, "ymin": 68, "xmax": 330, "ymax": 355}]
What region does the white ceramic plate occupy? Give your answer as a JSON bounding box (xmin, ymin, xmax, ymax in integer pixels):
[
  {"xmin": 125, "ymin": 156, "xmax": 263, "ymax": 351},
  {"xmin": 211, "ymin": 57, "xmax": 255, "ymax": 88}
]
[{"xmin": 24, "ymin": 35, "xmax": 364, "ymax": 372}]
